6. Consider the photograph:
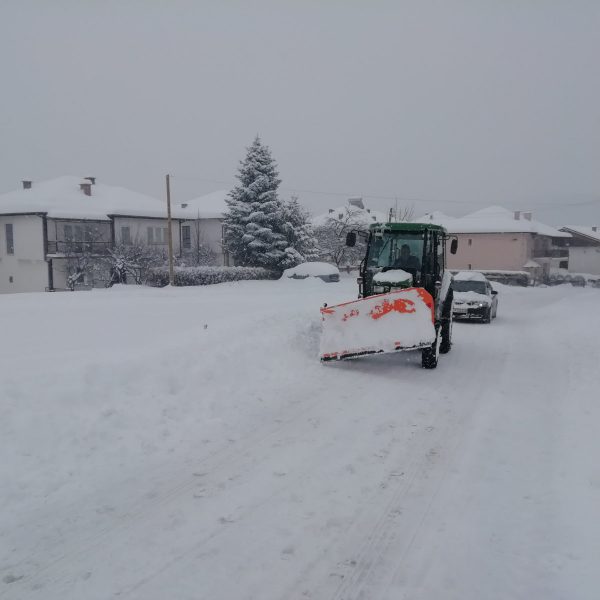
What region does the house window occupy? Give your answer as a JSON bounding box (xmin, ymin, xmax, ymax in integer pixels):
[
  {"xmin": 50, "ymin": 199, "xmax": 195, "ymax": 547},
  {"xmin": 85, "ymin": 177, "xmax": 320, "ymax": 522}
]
[
  {"xmin": 559, "ymin": 260, "xmax": 568, "ymax": 269},
  {"xmin": 5, "ymin": 223, "xmax": 14, "ymax": 254},
  {"xmin": 147, "ymin": 226, "xmax": 167, "ymax": 244},
  {"xmin": 121, "ymin": 227, "xmax": 131, "ymax": 245},
  {"xmin": 64, "ymin": 224, "xmax": 73, "ymax": 241},
  {"xmin": 182, "ymin": 225, "xmax": 191, "ymax": 250}
]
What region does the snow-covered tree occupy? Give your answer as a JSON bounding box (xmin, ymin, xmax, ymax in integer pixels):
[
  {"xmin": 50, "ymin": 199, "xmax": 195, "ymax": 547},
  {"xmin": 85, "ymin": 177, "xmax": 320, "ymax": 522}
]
[
  {"xmin": 279, "ymin": 195, "xmax": 320, "ymax": 268},
  {"xmin": 223, "ymin": 136, "xmax": 288, "ymax": 269}
]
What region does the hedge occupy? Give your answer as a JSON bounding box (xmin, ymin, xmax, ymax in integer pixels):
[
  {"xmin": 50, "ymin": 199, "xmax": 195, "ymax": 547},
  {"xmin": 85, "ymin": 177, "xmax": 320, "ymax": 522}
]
[{"xmin": 147, "ymin": 266, "xmax": 278, "ymax": 287}]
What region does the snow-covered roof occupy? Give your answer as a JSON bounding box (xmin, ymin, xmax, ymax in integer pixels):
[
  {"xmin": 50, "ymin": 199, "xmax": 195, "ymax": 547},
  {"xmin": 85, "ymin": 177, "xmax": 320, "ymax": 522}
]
[
  {"xmin": 414, "ymin": 206, "xmax": 570, "ymax": 238},
  {"xmin": 313, "ymin": 204, "xmax": 388, "ymax": 228},
  {"xmin": 413, "ymin": 211, "xmax": 456, "ymax": 227},
  {"xmin": 560, "ymin": 226, "xmax": 600, "ymax": 244},
  {"xmin": 180, "ymin": 189, "xmax": 229, "ymax": 219},
  {"xmin": 453, "ymin": 270, "xmax": 488, "ymax": 282},
  {"xmin": 448, "ymin": 206, "xmax": 570, "ymax": 237},
  {"xmin": 0, "ymin": 176, "xmax": 188, "ymax": 221}
]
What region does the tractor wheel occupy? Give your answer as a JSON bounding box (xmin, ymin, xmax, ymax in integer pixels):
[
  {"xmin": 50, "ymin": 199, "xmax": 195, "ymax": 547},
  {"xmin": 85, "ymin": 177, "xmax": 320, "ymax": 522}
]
[
  {"xmin": 440, "ymin": 314, "xmax": 453, "ymax": 354},
  {"xmin": 439, "ymin": 292, "xmax": 453, "ymax": 355},
  {"xmin": 422, "ymin": 327, "xmax": 440, "ymax": 369}
]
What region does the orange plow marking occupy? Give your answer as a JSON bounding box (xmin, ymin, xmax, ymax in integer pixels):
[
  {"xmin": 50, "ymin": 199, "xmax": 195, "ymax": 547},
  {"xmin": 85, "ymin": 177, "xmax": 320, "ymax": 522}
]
[{"xmin": 369, "ymin": 297, "xmax": 416, "ymax": 320}]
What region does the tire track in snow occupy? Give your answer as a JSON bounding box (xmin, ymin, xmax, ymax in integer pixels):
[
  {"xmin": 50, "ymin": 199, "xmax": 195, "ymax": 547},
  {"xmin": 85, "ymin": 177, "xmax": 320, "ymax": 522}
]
[{"xmin": 320, "ymin": 320, "xmax": 511, "ymax": 600}]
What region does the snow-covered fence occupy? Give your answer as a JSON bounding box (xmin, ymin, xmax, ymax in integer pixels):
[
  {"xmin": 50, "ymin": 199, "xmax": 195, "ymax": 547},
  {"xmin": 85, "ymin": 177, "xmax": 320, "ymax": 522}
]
[{"xmin": 147, "ymin": 266, "xmax": 278, "ymax": 287}]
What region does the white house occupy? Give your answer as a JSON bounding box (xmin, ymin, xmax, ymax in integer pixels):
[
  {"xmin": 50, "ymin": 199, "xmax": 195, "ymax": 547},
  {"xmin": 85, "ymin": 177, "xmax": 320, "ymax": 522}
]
[
  {"xmin": 559, "ymin": 226, "xmax": 600, "ymax": 276},
  {"xmin": 0, "ymin": 177, "xmax": 227, "ymax": 294},
  {"xmin": 178, "ymin": 190, "xmax": 228, "ymax": 266}
]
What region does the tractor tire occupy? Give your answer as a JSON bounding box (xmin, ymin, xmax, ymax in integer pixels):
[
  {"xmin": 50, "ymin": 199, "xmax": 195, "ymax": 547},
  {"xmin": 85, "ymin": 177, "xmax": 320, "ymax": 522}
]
[
  {"xmin": 422, "ymin": 327, "xmax": 440, "ymax": 369},
  {"xmin": 439, "ymin": 291, "xmax": 453, "ymax": 354},
  {"xmin": 440, "ymin": 314, "xmax": 453, "ymax": 354}
]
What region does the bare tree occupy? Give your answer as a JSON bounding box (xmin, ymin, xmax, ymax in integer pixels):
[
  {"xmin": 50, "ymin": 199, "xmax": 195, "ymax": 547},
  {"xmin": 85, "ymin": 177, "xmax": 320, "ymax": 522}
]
[
  {"xmin": 61, "ymin": 224, "xmax": 111, "ymax": 289},
  {"xmin": 106, "ymin": 236, "xmax": 168, "ymax": 285},
  {"xmin": 314, "ymin": 207, "xmax": 369, "ymax": 268}
]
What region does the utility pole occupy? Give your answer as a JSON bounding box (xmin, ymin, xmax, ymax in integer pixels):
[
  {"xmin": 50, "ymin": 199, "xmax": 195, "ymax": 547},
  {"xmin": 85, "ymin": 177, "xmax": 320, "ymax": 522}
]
[{"xmin": 166, "ymin": 174, "xmax": 175, "ymax": 286}]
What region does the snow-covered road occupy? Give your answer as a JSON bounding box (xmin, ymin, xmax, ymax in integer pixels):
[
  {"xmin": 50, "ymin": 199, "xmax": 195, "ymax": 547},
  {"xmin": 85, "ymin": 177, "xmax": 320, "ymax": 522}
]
[{"xmin": 1, "ymin": 279, "xmax": 599, "ymax": 599}]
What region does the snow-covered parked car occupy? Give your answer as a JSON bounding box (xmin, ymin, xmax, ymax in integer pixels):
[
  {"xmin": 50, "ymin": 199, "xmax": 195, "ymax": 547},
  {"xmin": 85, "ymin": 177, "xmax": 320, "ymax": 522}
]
[
  {"xmin": 282, "ymin": 262, "xmax": 340, "ymax": 283},
  {"xmin": 452, "ymin": 271, "xmax": 498, "ymax": 323}
]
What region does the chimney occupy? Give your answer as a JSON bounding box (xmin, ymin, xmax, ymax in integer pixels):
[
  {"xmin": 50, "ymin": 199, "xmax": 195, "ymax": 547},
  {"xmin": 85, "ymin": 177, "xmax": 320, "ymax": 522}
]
[
  {"xmin": 328, "ymin": 209, "xmax": 334, "ymax": 214},
  {"xmin": 80, "ymin": 182, "xmax": 92, "ymax": 196},
  {"xmin": 22, "ymin": 180, "xmax": 32, "ymax": 190},
  {"xmin": 85, "ymin": 176, "xmax": 96, "ymax": 185},
  {"xmin": 523, "ymin": 211, "xmax": 532, "ymax": 221},
  {"xmin": 513, "ymin": 211, "xmax": 521, "ymax": 220},
  {"xmin": 593, "ymin": 226, "xmax": 598, "ymax": 232}
]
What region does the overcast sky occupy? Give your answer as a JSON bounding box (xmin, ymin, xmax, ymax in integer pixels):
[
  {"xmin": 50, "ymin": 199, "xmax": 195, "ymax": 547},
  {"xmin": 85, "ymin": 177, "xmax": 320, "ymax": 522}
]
[{"xmin": 1, "ymin": 1, "xmax": 599, "ymax": 224}]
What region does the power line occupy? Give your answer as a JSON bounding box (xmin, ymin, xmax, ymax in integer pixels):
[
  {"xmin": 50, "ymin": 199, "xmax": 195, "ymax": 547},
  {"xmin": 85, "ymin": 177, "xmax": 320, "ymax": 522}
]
[{"xmin": 169, "ymin": 174, "xmax": 600, "ymax": 209}]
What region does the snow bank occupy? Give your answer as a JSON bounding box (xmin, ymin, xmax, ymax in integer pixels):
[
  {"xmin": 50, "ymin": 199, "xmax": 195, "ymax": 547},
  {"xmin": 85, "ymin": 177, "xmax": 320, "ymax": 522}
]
[{"xmin": 283, "ymin": 262, "xmax": 339, "ymax": 278}]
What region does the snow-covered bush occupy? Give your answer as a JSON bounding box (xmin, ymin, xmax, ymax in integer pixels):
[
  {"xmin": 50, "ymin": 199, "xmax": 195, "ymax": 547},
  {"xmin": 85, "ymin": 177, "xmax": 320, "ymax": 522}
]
[{"xmin": 147, "ymin": 266, "xmax": 278, "ymax": 287}]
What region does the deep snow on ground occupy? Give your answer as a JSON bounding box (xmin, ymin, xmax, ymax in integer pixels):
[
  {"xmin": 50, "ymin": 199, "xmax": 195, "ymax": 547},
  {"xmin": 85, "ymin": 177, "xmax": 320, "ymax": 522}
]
[{"xmin": 1, "ymin": 278, "xmax": 599, "ymax": 599}]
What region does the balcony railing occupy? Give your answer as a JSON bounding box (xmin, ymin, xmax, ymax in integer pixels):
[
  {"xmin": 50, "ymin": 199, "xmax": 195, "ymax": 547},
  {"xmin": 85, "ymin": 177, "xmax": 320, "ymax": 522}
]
[
  {"xmin": 47, "ymin": 241, "xmax": 112, "ymax": 255},
  {"xmin": 532, "ymin": 248, "xmax": 569, "ymax": 258}
]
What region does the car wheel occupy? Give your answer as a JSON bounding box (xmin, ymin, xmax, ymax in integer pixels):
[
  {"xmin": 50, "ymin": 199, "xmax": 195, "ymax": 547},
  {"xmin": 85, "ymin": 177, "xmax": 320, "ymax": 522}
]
[{"xmin": 483, "ymin": 308, "xmax": 492, "ymax": 324}]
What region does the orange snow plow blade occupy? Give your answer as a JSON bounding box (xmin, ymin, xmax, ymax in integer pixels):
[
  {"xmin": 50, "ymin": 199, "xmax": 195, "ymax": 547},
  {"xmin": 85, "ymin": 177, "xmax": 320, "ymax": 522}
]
[{"xmin": 320, "ymin": 288, "xmax": 436, "ymax": 361}]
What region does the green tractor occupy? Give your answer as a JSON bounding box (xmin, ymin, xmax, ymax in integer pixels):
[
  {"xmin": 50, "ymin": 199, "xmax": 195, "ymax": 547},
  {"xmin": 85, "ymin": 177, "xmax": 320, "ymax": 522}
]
[{"xmin": 320, "ymin": 222, "xmax": 457, "ymax": 369}]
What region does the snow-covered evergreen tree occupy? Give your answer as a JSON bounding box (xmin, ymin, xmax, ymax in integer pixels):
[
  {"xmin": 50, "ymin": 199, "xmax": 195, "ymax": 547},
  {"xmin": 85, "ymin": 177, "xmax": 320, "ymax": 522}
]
[
  {"xmin": 279, "ymin": 196, "xmax": 320, "ymax": 268},
  {"xmin": 223, "ymin": 136, "xmax": 288, "ymax": 269}
]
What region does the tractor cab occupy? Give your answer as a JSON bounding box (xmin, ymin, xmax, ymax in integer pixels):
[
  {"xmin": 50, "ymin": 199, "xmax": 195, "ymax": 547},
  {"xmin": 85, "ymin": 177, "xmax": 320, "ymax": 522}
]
[{"xmin": 347, "ymin": 223, "xmax": 456, "ymax": 299}]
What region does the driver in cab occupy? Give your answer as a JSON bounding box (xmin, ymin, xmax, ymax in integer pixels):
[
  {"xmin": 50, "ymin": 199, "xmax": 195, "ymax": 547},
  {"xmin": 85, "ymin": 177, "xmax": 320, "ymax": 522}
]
[{"xmin": 394, "ymin": 244, "xmax": 421, "ymax": 271}]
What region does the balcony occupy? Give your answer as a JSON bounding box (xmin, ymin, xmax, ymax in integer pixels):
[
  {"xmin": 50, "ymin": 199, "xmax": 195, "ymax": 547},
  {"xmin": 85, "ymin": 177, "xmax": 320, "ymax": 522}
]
[
  {"xmin": 47, "ymin": 241, "xmax": 112, "ymax": 255},
  {"xmin": 532, "ymin": 248, "xmax": 569, "ymax": 259}
]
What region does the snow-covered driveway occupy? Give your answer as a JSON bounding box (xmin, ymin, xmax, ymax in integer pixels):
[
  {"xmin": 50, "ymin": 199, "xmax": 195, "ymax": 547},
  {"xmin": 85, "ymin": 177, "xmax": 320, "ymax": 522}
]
[{"xmin": 1, "ymin": 279, "xmax": 599, "ymax": 599}]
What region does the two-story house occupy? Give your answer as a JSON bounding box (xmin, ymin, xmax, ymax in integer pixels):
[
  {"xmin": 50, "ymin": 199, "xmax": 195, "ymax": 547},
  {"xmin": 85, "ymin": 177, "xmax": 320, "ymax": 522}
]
[
  {"xmin": 416, "ymin": 206, "xmax": 571, "ymax": 282},
  {"xmin": 0, "ymin": 176, "xmax": 228, "ymax": 294}
]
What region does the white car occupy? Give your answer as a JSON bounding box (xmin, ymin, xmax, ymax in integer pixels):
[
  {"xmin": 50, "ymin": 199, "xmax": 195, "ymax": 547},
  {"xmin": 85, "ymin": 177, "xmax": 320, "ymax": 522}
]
[
  {"xmin": 282, "ymin": 262, "xmax": 340, "ymax": 283},
  {"xmin": 452, "ymin": 271, "xmax": 498, "ymax": 323}
]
